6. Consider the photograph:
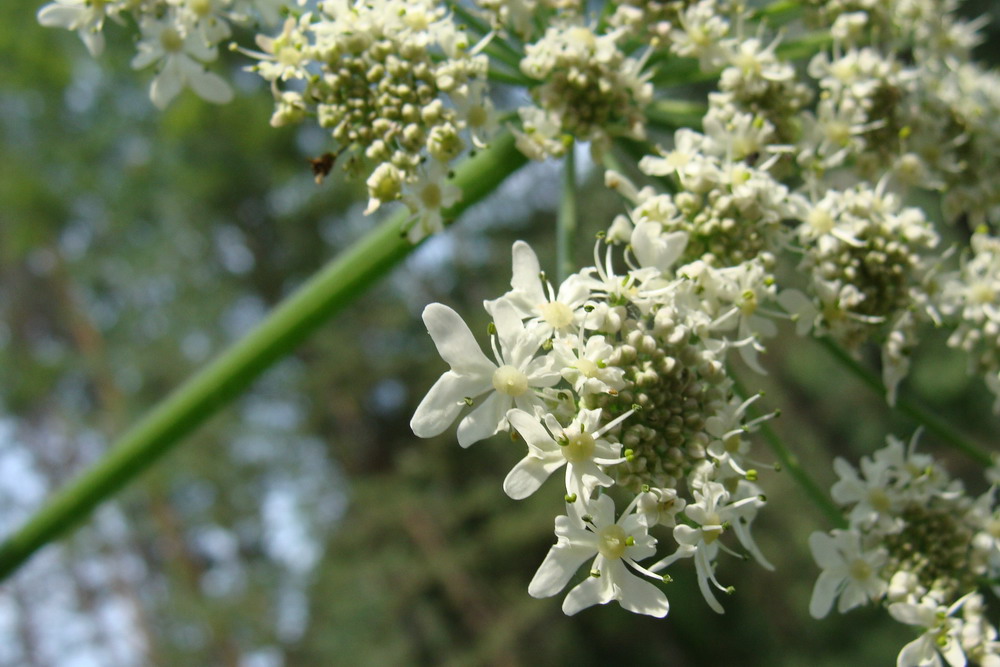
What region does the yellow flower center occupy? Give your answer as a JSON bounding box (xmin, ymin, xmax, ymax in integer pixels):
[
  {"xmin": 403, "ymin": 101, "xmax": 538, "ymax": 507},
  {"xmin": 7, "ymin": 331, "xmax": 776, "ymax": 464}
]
[
  {"xmin": 849, "ymin": 558, "xmax": 872, "ymax": 581},
  {"xmin": 539, "ymin": 301, "xmax": 573, "ymax": 329},
  {"xmin": 189, "ymin": 0, "xmax": 212, "ymax": 18},
  {"xmin": 160, "ymin": 26, "xmax": 184, "ymax": 53},
  {"xmin": 597, "ymin": 524, "xmax": 628, "ymax": 560},
  {"xmin": 492, "ymin": 365, "xmax": 528, "ymax": 397},
  {"xmin": 575, "ymin": 358, "xmax": 599, "ymax": 378},
  {"xmin": 563, "ymin": 431, "xmax": 595, "ymax": 463}
]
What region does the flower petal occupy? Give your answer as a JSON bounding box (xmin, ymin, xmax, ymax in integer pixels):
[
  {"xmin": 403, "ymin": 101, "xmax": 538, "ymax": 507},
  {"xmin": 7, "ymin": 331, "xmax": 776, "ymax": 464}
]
[
  {"xmin": 528, "ymin": 546, "xmax": 594, "ymax": 599},
  {"xmin": 422, "ymin": 303, "xmax": 494, "ymax": 375},
  {"xmin": 809, "ymin": 570, "xmax": 843, "ymax": 619},
  {"xmin": 611, "ymin": 560, "xmax": 669, "ymax": 617},
  {"xmin": 456, "ymin": 391, "xmax": 508, "ymax": 448},
  {"xmin": 562, "ymin": 566, "xmax": 614, "ymax": 615},
  {"xmin": 410, "ymin": 371, "xmax": 488, "ymax": 439},
  {"xmin": 507, "ymin": 409, "xmax": 556, "ymax": 451},
  {"xmin": 510, "ymin": 241, "xmax": 545, "ymax": 302},
  {"xmin": 503, "ymin": 454, "xmax": 564, "ymax": 500}
]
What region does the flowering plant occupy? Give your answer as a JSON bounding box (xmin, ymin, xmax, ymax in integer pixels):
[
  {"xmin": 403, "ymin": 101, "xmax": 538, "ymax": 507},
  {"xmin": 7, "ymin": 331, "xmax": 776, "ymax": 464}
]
[{"xmin": 10, "ymin": 0, "xmax": 1000, "ymax": 663}]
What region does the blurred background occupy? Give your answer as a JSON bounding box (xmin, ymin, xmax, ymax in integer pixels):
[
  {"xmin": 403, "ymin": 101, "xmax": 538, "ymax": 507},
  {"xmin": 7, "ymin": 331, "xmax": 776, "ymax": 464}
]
[{"xmin": 1, "ymin": 1, "xmax": 999, "ymax": 664}]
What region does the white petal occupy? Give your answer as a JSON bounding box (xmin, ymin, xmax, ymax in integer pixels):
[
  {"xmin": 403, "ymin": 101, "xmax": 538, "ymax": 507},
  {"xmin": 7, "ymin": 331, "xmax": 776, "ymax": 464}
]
[
  {"xmin": 422, "ymin": 303, "xmax": 494, "ymax": 375},
  {"xmin": 79, "ymin": 28, "xmax": 104, "ymax": 57},
  {"xmin": 528, "ymin": 546, "xmax": 594, "ymax": 598},
  {"xmin": 809, "ymin": 570, "xmax": 843, "ymax": 619},
  {"xmin": 492, "ymin": 300, "xmax": 530, "ymax": 362},
  {"xmin": 131, "ymin": 45, "xmax": 162, "ymax": 72},
  {"xmin": 507, "ymin": 408, "xmax": 557, "ymax": 451},
  {"xmin": 896, "ymin": 636, "xmax": 935, "ymax": 667},
  {"xmin": 510, "ymin": 241, "xmax": 545, "ymax": 302},
  {"xmin": 37, "ymin": 4, "xmax": 83, "ymax": 29},
  {"xmin": 562, "ymin": 567, "xmax": 614, "ymax": 615},
  {"xmin": 808, "ymin": 531, "xmax": 844, "ymax": 570},
  {"xmin": 631, "ymin": 223, "xmax": 688, "ymax": 272},
  {"xmin": 456, "ymin": 391, "xmax": 508, "ymax": 447},
  {"xmin": 410, "ymin": 371, "xmax": 488, "ymax": 439},
  {"xmin": 503, "ymin": 454, "xmax": 563, "ymax": 500},
  {"xmin": 610, "ymin": 560, "xmax": 669, "ymax": 617},
  {"xmin": 186, "ymin": 66, "xmax": 234, "ymax": 105},
  {"xmin": 150, "ymin": 61, "xmax": 184, "ymax": 110}
]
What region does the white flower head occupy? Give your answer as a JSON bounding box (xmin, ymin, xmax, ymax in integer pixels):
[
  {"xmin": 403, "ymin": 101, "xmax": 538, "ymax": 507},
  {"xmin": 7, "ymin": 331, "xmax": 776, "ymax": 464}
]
[
  {"xmin": 131, "ymin": 12, "xmax": 233, "ymax": 109},
  {"xmin": 410, "ymin": 301, "xmax": 560, "ymax": 448},
  {"xmin": 503, "ymin": 407, "xmax": 630, "ymax": 502},
  {"xmin": 528, "ymin": 494, "xmax": 669, "ymax": 617},
  {"xmin": 807, "ymin": 529, "xmax": 888, "ymax": 619},
  {"xmin": 889, "ymin": 594, "xmax": 971, "ymax": 667}
]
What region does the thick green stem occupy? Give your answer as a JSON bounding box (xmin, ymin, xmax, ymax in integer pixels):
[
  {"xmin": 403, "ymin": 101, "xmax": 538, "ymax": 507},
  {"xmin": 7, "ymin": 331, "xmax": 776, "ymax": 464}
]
[
  {"xmin": 816, "ymin": 337, "xmax": 991, "ymax": 466},
  {"xmin": 556, "ymin": 141, "xmax": 577, "ymax": 283},
  {"xmin": 0, "ymin": 134, "xmax": 527, "ymax": 581}
]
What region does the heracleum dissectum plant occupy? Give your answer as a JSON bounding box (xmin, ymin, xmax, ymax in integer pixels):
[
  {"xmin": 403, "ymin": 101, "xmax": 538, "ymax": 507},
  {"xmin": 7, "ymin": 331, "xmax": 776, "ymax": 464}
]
[{"xmin": 25, "ymin": 0, "xmax": 1000, "ymax": 663}]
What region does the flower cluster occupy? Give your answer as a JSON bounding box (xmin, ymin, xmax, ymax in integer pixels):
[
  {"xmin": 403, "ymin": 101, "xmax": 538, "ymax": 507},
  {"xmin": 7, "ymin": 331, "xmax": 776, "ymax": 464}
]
[
  {"xmin": 37, "ymin": 0, "xmax": 287, "ymax": 108},
  {"xmin": 939, "ymin": 230, "xmax": 1000, "ymax": 411},
  {"xmin": 411, "ymin": 216, "xmax": 780, "ymax": 615},
  {"xmin": 248, "ymin": 1, "xmax": 497, "ymax": 241},
  {"xmin": 808, "ymin": 434, "xmax": 1000, "ymax": 667},
  {"xmin": 514, "ymin": 22, "xmax": 653, "ymax": 160}
]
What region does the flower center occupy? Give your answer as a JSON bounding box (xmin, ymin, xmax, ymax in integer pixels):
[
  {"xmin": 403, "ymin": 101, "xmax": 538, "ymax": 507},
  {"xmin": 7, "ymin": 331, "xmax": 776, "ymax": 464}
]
[
  {"xmin": 467, "ymin": 104, "xmax": 488, "ymax": 129},
  {"xmin": 539, "ymin": 301, "xmax": 573, "ymax": 329},
  {"xmin": 970, "ymin": 281, "xmax": 995, "ymax": 305},
  {"xmin": 702, "ymin": 513, "xmax": 722, "ymax": 544},
  {"xmin": 868, "ymin": 488, "xmax": 892, "ymax": 513},
  {"xmin": 575, "ymin": 357, "xmax": 599, "ymax": 378},
  {"xmin": 420, "ymin": 182, "xmax": 442, "ymax": 209},
  {"xmin": 808, "ymin": 208, "xmax": 835, "ymax": 235},
  {"xmin": 849, "ymin": 558, "xmax": 872, "ymax": 582},
  {"xmin": 189, "ymin": 0, "xmax": 212, "ymax": 18},
  {"xmin": 160, "ymin": 26, "xmax": 185, "ymax": 53},
  {"xmin": 492, "ymin": 365, "xmax": 528, "ymax": 397},
  {"xmin": 563, "ymin": 431, "xmax": 596, "ymax": 463},
  {"xmin": 597, "ymin": 524, "xmax": 628, "ymax": 560}
]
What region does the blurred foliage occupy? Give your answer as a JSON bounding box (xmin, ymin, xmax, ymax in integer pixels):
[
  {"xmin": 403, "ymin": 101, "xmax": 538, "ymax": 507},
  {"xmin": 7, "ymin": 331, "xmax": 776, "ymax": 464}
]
[{"xmin": 1, "ymin": 0, "xmax": 998, "ymax": 665}]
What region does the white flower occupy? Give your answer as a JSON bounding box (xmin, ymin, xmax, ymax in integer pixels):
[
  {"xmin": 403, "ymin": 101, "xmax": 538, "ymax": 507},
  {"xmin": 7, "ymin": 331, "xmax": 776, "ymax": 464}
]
[
  {"xmin": 830, "ymin": 454, "xmax": 900, "ymax": 531},
  {"xmin": 503, "ymin": 407, "xmax": 629, "ymax": 501},
  {"xmin": 131, "ymin": 13, "xmax": 233, "ymax": 109},
  {"xmin": 551, "ymin": 335, "xmax": 626, "ymax": 397},
  {"xmin": 629, "ymin": 223, "xmax": 688, "ymax": 275},
  {"xmin": 889, "ymin": 595, "xmax": 970, "ymax": 667},
  {"xmin": 37, "ymin": 0, "xmax": 117, "ymax": 57},
  {"xmin": 636, "ymin": 487, "xmax": 686, "ymax": 529},
  {"xmin": 410, "ymin": 301, "xmax": 560, "ymax": 448},
  {"xmin": 528, "ymin": 495, "xmax": 669, "ymax": 617},
  {"xmin": 651, "ymin": 481, "xmax": 765, "ymax": 613},
  {"xmin": 485, "ymin": 241, "xmax": 591, "ymax": 338},
  {"xmin": 807, "ymin": 529, "xmax": 888, "ymax": 619},
  {"xmin": 401, "ymin": 163, "xmax": 462, "ymax": 243}
]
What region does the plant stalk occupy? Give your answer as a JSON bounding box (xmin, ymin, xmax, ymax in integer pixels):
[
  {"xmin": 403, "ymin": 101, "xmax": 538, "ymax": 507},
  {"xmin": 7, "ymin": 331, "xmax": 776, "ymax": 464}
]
[{"xmin": 0, "ymin": 134, "xmax": 527, "ymax": 581}]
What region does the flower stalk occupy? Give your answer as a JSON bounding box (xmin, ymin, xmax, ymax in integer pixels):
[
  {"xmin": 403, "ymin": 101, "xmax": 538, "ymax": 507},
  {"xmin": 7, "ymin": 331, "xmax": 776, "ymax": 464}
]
[{"xmin": 0, "ymin": 133, "xmax": 526, "ymax": 581}]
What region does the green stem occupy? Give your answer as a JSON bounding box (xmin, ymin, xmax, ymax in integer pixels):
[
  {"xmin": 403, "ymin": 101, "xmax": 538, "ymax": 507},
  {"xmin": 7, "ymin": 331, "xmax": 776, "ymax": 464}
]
[
  {"xmin": 445, "ymin": 1, "xmax": 525, "ymax": 73},
  {"xmin": 0, "ymin": 134, "xmax": 527, "ymax": 581},
  {"xmin": 816, "ymin": 337, "xmax": 991, "ymax": 466},
  {"xmin": 645, "ymin": 99, "xmax": 707, "ymax": 132},
  {"xmin": 753, "ymin": 0, "xmax": 804, "ymax": 25},
  {"xmin": 733, "ymin": 378, "xmax": 847, "ymax": 528},
  {"xmin": 486, "ymin": 65, "xmax": 535, "ymax": 88},
  {"xmin": 651, "ymin": 31, "xmax": 832, "ymax": 88},
  {"xmin": 556, "ymin": 140, "xmax": 577, "ymax": 283}
]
